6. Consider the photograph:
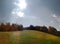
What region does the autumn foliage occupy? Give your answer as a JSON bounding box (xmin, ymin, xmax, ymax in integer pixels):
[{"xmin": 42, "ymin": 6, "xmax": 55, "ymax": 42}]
[{"xmin": 0, "ymin": 23, "xmax": 23, "ymax": 31}]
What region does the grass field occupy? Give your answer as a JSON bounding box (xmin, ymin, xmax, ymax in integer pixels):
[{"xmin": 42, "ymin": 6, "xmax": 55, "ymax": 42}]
[{"xmin": 0, "ymin": 30, "xmax": 60, "ymax": 44}]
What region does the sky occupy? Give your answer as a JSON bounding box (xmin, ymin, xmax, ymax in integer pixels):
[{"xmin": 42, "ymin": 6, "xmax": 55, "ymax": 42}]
[{"xmin": 0, "ymin": 0, "xmax": 60, "ymax": 30}]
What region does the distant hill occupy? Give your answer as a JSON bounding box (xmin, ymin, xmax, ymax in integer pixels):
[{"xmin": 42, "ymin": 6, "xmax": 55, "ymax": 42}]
[{"xmin": 0, "ymin": 30, "xmax": 60, "ymax": 44}]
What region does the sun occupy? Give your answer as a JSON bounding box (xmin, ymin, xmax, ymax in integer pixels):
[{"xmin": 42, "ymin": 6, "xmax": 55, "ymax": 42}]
[
  {"xmin": 14, "ymin": 0, "xmax": 27, "ymax": 10},
  {"xmin": 12, "ymin": 0, "xmax": 27, "ymax": 18},
  {"xmin": 17, "ymin": 11, "xmax": 24, "ymax": 17},
  {"xmin": 19, "ymin": 0, "xmax": 27, "ymax": 10}
]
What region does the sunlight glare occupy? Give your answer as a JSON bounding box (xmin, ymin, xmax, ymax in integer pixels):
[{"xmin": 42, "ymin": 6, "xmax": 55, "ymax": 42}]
[
  {"xmin": 17, "ymin": 11, "xmax": 24, "ymax": 17},
  {"xmin": 12, "ymin": 0, "xmax": 27, "ymax": 18},
  {"xmin": 14, "ymin": 0, "xmax": 27, "ymax": 10}
]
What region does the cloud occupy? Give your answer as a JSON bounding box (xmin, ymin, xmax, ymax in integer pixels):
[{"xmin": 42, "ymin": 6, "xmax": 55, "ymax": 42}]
[{"xmin": 52, "ymin": 14, "xmax": 57, "ymax": 18}]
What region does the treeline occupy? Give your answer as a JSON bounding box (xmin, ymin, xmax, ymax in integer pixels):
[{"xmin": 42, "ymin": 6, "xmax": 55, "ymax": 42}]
[
  {"xmin": 0, "ymin": 23, "xmax": 23, "ymax": 31},
  {"xmin": 0, "ymin": 23, "xmax": 60, "ymax": 37},
  {"xmin": 25, "ymin": 25, "xmax": 60, "ymax": 37}
]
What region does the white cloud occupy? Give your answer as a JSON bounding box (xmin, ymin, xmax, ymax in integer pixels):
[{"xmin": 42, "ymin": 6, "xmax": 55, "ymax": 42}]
[
  {"xmin": 52, "ymin": 14, "xmax": 60, "ymax": 23},
  {"xmin": 12, "ymin": 0, "xmax": 27, "ymax": 18},
  {"xmin": 52, "ymin": 14, "xmax": 57, "ymax": 18},
  {"xmin": 17, "ymin": 11, "xmax": 24, "ymax": 17}
]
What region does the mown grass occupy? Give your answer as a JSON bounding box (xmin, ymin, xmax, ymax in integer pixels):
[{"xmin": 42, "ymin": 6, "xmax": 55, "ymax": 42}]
[
  {"xmin": 20, "ymin": 30, "xmax": 60, "ymax": 44},
  {"xmin": 0, "ymin": 30, "xmax": 60, "ymax": 44}
]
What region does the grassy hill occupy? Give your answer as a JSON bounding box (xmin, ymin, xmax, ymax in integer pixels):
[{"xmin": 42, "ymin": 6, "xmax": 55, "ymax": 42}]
[{"xmin": 0, "ymin": 30, "xmax": 60, "ymax": 44}]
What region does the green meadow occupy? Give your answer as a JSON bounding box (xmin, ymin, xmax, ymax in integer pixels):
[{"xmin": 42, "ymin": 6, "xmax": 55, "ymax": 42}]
[{"xmin": 0, "ymin": 30, "xmax": 60, "ymax": 44}]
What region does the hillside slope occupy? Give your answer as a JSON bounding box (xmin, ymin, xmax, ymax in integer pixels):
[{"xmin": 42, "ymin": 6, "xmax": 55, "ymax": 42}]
[
  {"xmin": 0, "ymin": 30, "xmax": 60, "ymax": 44},
  {"xmin": 20, "ymin": 30, "xmax": 60, "ymax": 44}
]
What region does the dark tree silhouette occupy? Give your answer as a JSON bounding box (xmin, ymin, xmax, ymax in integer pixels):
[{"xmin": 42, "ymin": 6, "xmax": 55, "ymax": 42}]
[
  {"xmin": 17, "ymin": 24, "xmax": 23, "ymax": 31},
  {"xmin": 57, "ymin": 31, "xmax": 60, "ymax": 36},
  {"xmin": 34, "ymin": 26, "xmax": 40, "ymax": 31},
  {"xmin": 48, "ymin": 26, "xmax": 57, "ymax": 34},
  {"xmin": 29, "ymin": 25, "xmax": 35, "ymax": 30},
  {"xmin": 40, "ymin": 26, "xmax": 48, "ymax": 32}
]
